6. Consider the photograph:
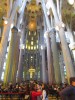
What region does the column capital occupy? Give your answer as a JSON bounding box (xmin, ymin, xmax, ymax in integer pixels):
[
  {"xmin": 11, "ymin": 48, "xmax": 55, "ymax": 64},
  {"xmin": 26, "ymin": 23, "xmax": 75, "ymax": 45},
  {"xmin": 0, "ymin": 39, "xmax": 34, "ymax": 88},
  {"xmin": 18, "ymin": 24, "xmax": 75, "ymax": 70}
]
[
  {"xmin": 69, "ymin": 42, "xmax": 75, "ymax": 50},
  {"xmin": 11, "ymin": 26, "xmax": 18, "ymax": 33}
]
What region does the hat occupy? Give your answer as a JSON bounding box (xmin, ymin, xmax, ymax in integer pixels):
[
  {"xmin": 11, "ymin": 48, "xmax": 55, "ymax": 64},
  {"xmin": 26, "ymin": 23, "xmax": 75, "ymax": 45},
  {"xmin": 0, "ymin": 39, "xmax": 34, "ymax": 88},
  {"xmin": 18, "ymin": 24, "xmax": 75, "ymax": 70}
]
[{"xmin": 70, "ymin": 77, "xmax": 75, "ymax": 84}]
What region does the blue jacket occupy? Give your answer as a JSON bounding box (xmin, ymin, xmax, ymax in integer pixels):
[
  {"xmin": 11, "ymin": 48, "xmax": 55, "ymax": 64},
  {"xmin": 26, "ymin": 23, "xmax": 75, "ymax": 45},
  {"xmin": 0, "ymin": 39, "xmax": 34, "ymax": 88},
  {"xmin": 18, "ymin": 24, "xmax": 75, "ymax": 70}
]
[{"xmin": 60, "ymin": 85, "xmax": 75, "ymax": 100}]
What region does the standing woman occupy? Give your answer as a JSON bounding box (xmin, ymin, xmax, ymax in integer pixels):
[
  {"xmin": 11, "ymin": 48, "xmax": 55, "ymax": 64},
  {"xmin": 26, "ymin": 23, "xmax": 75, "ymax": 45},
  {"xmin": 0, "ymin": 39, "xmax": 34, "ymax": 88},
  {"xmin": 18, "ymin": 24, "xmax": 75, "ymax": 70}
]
[
  {"xmin": 41, "ymin": 84, "xmax": 48, "ymax": 100},
  {"xmin": 30, "ymin": 83, "xmax": 42, "ymax": 100}
]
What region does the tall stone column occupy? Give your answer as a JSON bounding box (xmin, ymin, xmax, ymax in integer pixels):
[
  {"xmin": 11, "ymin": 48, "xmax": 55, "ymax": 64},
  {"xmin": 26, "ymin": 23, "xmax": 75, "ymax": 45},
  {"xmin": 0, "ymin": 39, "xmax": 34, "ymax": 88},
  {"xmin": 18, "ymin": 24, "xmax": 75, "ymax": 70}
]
[
  {"xmin": 16, "ymin": 0, "xmax": 27, "ymax": 82},
  {"xmin": 35, "ymin": 53, "xmax": 38, "ymax": 80},
  {"xmin": 51, "ymin": 33, "xmax": 61, "ymax": 84},
  {"xmin": 59, "ymin": 27, "xmax": 75, "ymax": 82},
  {"xmin": 41, "ymin": 46, "xmax": 47, "ymax": 83},
  {"xmin": 10, "ymin": 27, "xmax": 20, "ymax": 84},
  {"xmin": 4, "ymin": 26, "xmax": 18, "ymax": 84},
  {"xmin": 46, "ymin": 0, "xmax": 75, "ymax": 82},
  {"xmin": 0, "ymin": 0, "xmax": 19, "ymax": 79},
  {"xmin": 17, "ymin": 29, "xmax": 25, "ymax": 82},
  {"xmin": 39, "ymin": 53, "xmax": 42, "ymax": 81},
  {"xmin": 45, "ymin": 32, "xmax": 54, "ymax": 85},
  {"xmin": 59, "ymin": 52, "xmax": 65, "ymax": 83},
  {"xmin": 17, "ymin": 50, "xmax": 24, "ymax": 82},
  {"xmin": 0, "ymin": 0, "xmax": 27, "ymax": 80}
]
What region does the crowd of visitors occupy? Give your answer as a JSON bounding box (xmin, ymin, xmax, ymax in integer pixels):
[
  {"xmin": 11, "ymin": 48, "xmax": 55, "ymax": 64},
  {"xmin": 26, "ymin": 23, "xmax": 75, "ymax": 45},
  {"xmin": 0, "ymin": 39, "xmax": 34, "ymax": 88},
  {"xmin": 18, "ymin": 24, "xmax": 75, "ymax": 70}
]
[{"xmin": 0, "ymin": 77, "xmax": 75, "ymax": 100}]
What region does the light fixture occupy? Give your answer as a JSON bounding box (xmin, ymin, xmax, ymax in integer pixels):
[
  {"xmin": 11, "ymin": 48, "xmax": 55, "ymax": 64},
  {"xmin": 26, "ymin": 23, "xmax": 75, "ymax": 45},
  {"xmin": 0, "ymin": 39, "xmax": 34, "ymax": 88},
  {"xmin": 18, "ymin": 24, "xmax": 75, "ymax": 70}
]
[
  {"xmin": 31, "ymin": 41, "xmax": 33, "ymax": 45},
  {"xmin": 31, "ymin": 56, "xmax": 33, "ymax": 59},
  {"xmin": 28, "ymin": 20, "xmax": 37, "ymax": 31},
  {"xmin": 4, "ymin": 20, "xmax": 8, "ymax": 24},
  {"xmin": 28, "ymin": 46, "xmax": 30, "ymax": 50},
  {"xmin": 31, "ymin": 46, "xmax": 33, "ymax": 50},
  {"xmin": 34, "ymin": 46, "xmax": 36, "ymax": 50},
  {"xmin": 68, "ymin": 0, "xmax": 74, "ymax": 5}
]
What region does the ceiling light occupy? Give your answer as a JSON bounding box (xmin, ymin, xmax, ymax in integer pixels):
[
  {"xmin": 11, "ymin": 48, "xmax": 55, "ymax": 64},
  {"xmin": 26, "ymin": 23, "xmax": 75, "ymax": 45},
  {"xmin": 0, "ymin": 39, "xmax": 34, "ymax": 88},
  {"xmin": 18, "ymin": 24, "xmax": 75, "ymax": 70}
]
[
  {"xmin": 28, "ymin": 21, "xmax": 37, "ymax": 31},
  {"xmin": 4, "ymin": 20, "xmax": 8, "ymax": 24},
  {"xmin": 31, "ymin": 56, "xmax": 33, "ymax": 58},
  {"xmin": 68, "ymin": 0, "xmax": 74, "ymax": 5}
]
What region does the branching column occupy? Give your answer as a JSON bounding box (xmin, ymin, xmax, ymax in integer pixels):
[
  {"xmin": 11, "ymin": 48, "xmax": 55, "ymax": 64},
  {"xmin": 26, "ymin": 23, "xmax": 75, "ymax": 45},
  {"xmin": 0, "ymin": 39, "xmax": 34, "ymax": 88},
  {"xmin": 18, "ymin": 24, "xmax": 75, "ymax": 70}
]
[{"xmin": 47, "ymin": 0, "xmax": 75, "ymax": 82}]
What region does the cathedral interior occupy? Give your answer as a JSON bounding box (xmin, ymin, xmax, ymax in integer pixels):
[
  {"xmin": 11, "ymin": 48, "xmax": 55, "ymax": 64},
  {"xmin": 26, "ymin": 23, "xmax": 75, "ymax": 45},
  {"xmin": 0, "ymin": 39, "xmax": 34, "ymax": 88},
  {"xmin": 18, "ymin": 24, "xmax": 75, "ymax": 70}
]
[{"xmin": 0, "ymin": 0, "xmax": 75, "ymax": 85}]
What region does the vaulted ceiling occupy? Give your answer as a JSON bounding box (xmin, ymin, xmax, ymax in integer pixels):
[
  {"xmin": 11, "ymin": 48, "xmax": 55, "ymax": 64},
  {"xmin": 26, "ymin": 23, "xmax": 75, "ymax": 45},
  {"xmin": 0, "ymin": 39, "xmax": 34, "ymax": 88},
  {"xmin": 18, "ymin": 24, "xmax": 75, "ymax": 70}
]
[
  {"xmin": 0, "ymin": 0, "xmax": 7, "ymax": 27},
  {"xmin": 0, "ymin": 0, "xmax": 75, "ymax": 30},
  {"xmin": 62, "ymin": 0, "xmax": 75, "ymax": 31}
]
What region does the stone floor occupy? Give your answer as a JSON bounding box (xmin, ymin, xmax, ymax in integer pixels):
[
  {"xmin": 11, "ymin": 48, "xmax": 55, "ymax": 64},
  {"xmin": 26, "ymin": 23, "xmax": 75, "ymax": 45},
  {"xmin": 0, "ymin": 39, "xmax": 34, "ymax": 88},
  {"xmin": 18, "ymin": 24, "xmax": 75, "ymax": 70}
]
[
  {"xmin": 0, "ymin": 95, "xmax": 61, "ymax": 100},
  {"xmin": 0, "ymin": 97, "xmax": 61, "ymax": 100}
]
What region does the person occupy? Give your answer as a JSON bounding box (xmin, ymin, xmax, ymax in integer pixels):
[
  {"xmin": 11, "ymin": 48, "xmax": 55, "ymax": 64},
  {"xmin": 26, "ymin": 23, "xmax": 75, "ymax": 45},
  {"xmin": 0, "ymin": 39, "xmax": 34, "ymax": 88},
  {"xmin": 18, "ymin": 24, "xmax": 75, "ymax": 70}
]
[
  {"xmin": 30, "ymin": 83, "xmax": 42, "ymax": 100},
  {"xmin": 41, "ymin": 83, "xmax": 48, "ymax": 100},
  {"xmin": 60, "ymin": 77, "xmax": 75, "ymax": 100},
  {"xmin": 37, "ymin": 83, "xmax": 42, "ymax": 100}
]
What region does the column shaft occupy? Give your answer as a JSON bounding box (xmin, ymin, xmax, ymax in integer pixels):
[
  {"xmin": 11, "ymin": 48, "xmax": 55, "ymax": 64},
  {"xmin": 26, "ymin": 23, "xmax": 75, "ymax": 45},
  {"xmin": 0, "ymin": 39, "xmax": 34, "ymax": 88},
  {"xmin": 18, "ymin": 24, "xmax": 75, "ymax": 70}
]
[
  {"xmin": 47, "ymin": 0, "xmax": 75, "ymax": 82},
  {"xmin": 4, "ymin": 27, "xmax": 18, "ymax": 84},
  {"xmin": 41, "ymin": 48, "xmax": 47, "ymax": 83},
  {"xmin": 0, "ymin": 0, "xmax": 19, "ymax": 79},
  {"xmin": 17, "ymin": 50, "xmax": 24, "ymax": 82},
  {"xmin": 59, "ymin": 52, "xmax": 65, "ymax": 83},
  {"xmin": 59, "ymin": 28, "xmax": 75, "ymax": 81},
  {"xmin": 51, "ymin": 33, "xmax": 61, "ymax": 84},
  {"xmin": 46, "ymin": 33, "xmax": 54, "ymax": 84}
]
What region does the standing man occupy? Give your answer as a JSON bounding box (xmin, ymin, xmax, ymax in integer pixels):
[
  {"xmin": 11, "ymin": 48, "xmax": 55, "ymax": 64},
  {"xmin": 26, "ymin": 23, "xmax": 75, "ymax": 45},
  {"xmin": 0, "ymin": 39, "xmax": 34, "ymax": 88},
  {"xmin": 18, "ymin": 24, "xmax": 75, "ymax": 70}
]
[{"xmin": 60, "ymin": 77, "xmax": 75, "ymax": 100}]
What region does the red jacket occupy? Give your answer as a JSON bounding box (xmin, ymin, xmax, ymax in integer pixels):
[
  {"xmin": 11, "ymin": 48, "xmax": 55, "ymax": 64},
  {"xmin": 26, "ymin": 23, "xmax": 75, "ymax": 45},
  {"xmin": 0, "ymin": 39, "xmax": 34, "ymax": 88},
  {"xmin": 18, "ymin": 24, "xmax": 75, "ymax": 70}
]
[{"xmin": 31, "ymin": 91, "xmax": 42, "ymax": 100}]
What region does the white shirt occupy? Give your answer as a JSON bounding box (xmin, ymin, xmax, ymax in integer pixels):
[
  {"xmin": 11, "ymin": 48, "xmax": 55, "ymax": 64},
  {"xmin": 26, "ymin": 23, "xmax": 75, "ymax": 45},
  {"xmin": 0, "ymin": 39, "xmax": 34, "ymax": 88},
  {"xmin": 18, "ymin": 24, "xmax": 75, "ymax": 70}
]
[{"xmin": 42, "ymin": 90, "xmax": 48, "ymax": 100}]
